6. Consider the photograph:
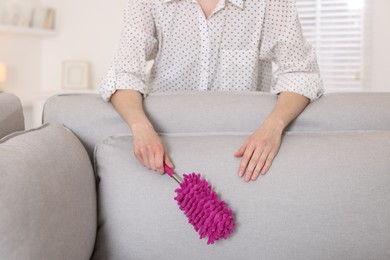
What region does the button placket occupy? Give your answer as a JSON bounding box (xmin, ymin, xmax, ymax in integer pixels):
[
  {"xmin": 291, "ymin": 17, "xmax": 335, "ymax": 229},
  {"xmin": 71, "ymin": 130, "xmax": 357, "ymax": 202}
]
[
  {"xmin": 198, "ymin": 9, "xmax": 210, "ymax": 91},
  {"xmin": 196, "ymin": 0, "xmax": 226, "ymax": 91}
]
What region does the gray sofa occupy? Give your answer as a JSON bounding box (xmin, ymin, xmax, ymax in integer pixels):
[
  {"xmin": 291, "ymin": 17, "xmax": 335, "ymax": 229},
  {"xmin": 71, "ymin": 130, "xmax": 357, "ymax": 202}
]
[
  {"xmin": 1, "ymin": 92, "xmax": 390, "ymax": 259},
  {"xmin": 0, "ymin": 92, "xmax": 25, "ymax": 139}
]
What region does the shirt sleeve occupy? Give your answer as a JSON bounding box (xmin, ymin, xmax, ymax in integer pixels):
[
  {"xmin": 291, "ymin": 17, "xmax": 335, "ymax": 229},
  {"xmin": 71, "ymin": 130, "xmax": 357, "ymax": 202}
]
[
  {"xmin": 259, "ymin": 0, "xmax": 324, "ymax": 102},
  {"xmin": 99, "ymin": 0, "xmax": 158, "ymax": 101}
]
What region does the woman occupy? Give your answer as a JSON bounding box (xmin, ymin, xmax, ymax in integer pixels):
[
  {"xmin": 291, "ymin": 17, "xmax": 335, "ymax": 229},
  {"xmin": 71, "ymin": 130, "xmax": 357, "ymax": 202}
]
[{"xmin": 100, "ymin": 0, "xmax": 324, "ymax": 182}]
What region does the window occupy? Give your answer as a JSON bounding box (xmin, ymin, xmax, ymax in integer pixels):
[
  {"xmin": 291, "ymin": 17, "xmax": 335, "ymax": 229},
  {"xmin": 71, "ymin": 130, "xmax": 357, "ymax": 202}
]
[{"xmin": 296, "ymin": 0, "xmax": 368, "ymax": 91}]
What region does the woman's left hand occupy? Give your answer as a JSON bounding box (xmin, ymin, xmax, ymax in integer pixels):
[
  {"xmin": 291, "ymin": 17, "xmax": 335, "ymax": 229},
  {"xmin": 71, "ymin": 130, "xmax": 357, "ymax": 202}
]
[{"xmin": 234, "ymin": 122, "xmax": 283, "ymax": 182}]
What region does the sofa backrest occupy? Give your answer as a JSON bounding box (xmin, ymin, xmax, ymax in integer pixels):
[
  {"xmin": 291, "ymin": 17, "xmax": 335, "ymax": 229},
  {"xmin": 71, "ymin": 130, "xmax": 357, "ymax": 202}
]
[
  {"xmin": 0, "ymin": 92, "xmax": 25, "ymax": 139},
  {"xmin": 43, "ymin": 92, "xmax": 390, "ymax": 158}
]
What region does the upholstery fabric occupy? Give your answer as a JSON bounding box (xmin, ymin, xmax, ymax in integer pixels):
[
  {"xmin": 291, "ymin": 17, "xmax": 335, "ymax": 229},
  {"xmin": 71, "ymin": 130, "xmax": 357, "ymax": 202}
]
[
  {"xmin": 0, "ymin": 124, "xmax": 97, "ymax": 260},
  {"xmin": 0, "ymin": 92, "xmax": 24, "ymax": 139},
  {"xmin": 93, "ymin": 132, "xmax": 390, "ymax": 260},
  {"xmin": 43, "ymin": 92, "xmax": 390, "ymax": 159}
]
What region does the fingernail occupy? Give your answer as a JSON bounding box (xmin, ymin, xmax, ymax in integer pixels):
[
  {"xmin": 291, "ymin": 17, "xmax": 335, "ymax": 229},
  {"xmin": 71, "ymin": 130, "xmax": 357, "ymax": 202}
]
[
  {"xmin": 238, "ymin": 171, "xmax": 243, "ymax": 177},
  {"xmin": 245, "ymin": 176, "xmax": 250, "ymax": 182}
]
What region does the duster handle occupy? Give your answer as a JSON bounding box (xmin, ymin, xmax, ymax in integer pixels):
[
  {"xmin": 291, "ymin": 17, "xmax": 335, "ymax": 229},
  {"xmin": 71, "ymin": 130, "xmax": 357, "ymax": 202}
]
[{"xmin": 164, "ymin": 163, "xmax": 183, "ymax": 184}]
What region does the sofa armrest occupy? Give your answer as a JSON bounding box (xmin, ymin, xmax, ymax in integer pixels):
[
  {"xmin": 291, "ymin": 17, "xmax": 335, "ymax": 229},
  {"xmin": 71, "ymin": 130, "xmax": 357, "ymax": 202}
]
[{"xmin": 0, "ymin": 92, "xmax": 25, "ymax": 139}]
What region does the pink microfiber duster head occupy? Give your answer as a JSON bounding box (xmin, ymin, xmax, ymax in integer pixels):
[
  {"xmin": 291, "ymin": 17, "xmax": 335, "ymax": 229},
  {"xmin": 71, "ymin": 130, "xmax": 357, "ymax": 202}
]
[{"xmin": 164, "ymin": 164, "xmax": 236, "ymax": 245}]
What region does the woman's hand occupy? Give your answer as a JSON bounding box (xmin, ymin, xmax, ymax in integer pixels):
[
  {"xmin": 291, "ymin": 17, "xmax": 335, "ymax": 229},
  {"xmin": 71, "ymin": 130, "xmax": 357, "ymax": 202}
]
[
  {"xmin": 131, "ymin": 124, "xmax": 174, "ymax": 174},
  {"xmin": 234, "ymin": 92, "xmax": 310, "ymax": 182},
  {"xmin": 110, "ymin": 90, "xmax": 174, "ymax": 175},
  {"xmin": 234, "ymin": 121, "xmax": 283, "ymax": 182}
]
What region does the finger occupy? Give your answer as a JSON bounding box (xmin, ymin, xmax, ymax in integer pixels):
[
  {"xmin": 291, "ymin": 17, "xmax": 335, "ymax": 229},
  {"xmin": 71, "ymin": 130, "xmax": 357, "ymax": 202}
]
[
  {"xmin": 237, "ymin": 143, "xmax": 255, "ymax": 178},
  {"xmin": 252, "ymin": 147, "xmax": 271, "ymax": 178},
  {"xmin": 234, "ymin": 141, "xmax": 248, "ymax": 157},
  {"xmin": 243, "ymin": 147, "xmax": 263, "ymax": 182},
  {"xmin": 154, "ymin": 148, "xmax": 165, "ymax": 174},
  {"xmin": 234, "ymin": 146, "xmax": 245, "ymax": 157},
  {"xmin": 134, "ymin": 148, "xmax": 144, "ymax": 166},
  {"xmin": 260, "ymin": 149, "xmax": 277, "ymax": 175},
  {"xmin": 251, "ymin": 163, "xmax": 263, "ymax": 181},
  {"xmin": 146, "ymin": 145, "xmax": 158, "ymax": 171},
  {"xmin": 164, "ymin": 154, "xmax": 174, "ymax": 169},
  {"xmin": 140, "ymin": 147, "xmax": 151, "ymax": 169}
]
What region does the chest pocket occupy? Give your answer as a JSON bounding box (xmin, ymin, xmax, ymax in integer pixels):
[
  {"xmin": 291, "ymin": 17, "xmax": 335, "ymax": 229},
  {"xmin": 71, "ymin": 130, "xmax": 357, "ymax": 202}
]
[{"xmin": 219, "ymin": 49, "xmax": 259, "ymax": 91}]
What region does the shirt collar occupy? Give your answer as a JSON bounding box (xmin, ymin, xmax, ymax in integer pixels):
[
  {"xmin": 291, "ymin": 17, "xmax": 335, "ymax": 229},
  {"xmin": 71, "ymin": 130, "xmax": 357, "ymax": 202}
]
[
  {"xmin": 164, "ymin": 0, "xmax": 245, "ymax": 10},
  {"xmin": 229, "ymin": 0, "xmax": 245, "ymax": 9}
]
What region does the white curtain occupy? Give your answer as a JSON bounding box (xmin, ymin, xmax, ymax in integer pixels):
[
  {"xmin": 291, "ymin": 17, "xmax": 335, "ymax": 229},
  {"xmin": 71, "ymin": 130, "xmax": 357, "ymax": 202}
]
[{"xmin": 296, "ymin": 0, "xmax": 368, "ymax": 92}]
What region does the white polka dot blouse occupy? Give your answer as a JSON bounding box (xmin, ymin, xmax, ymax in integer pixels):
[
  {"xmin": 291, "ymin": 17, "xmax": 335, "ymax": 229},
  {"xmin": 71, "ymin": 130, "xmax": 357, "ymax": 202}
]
[{"xmin": 100, "ymin": 0, "xmax": 324, "ymax": 102}]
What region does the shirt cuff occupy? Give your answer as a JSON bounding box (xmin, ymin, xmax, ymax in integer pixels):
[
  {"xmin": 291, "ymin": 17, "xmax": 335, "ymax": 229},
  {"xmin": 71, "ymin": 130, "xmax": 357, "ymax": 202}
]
[
  {"xmin": 271, "ymin": 72, "xmax": 324, "ymax": 102},
  {"xmin": 99, "ymin": 68, "xmax": 148, "ymax": 102}
]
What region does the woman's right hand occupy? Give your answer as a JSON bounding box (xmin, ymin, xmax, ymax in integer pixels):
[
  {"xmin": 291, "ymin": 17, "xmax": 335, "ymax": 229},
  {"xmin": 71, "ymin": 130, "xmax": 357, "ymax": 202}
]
[
  {"xmin": 131, "ymin": 123, "xmax": 174, "ymax": 174},
  {"xmin": 110, "ymin": 89, "xmax": 173, "ymax": 174}
]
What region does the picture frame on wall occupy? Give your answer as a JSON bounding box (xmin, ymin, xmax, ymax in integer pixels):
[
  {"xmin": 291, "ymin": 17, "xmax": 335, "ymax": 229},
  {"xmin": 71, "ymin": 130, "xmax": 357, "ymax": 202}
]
[{"xmin": 62, "ymin": 61, "xmax": 90, "ymax": 89}]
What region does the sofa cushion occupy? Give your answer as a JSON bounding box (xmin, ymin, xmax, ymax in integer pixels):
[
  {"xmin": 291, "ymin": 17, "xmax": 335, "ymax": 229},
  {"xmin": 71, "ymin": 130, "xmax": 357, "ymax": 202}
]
[
  {"xmin": 92, "ymin": 132, "xmax": 390, "ymax": 260},
  {"xmin": 0, "ymin": 124, "xmax": 97, "ymax": 260},
  {"xmin": 0, "ymin": 92, "xmax": 25, "ymax": 139},
  {"xmin": 43, "ymin": 92, "xmax": 390, "ymax": 159}
]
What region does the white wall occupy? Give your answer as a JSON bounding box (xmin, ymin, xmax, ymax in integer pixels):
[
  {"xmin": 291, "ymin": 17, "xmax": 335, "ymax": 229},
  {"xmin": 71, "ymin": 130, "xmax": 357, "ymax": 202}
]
[
  {"xmin": 370, "ymin": 0, "xmax": 390, "ymax": 92},
  {"xmin": 0, "ymin": 35, "xmax": 42, "ymax": 100},
  {"xmin": 1, "ymin": 0, "xmax": 127, "ymax": 128},
  {"xmin": 40, "ymin": 0, "xmax": 127, "ymax": 93},
  {"xmin": 1, "ymin": 0, "xmax": 126, "ymax": 99},
  {"xmin": 0, "ymin": 0, "xmax": 43, "ymax": 101}
]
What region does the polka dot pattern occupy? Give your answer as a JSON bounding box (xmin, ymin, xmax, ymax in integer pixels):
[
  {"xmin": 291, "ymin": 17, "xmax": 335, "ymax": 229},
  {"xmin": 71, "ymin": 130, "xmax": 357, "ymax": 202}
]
[{"xmin": 100, "ymin": 0, "xmax": 324, "ymax": 102}]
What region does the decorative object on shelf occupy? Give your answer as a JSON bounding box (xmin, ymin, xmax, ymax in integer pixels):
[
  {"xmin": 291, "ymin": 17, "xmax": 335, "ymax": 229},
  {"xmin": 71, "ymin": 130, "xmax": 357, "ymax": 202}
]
[
  {"xmin": 30, "ymin": 7, "xmax": 55, "ymax": 30},
  {"xmin": 0, "ymin": 4, "xmax": 56, "ymax": 36},
  {"xmin": 0, "ymin": 62, "xmax": 7, "ymax": 91},
  {"xmin": 62, "ymin": 61, "xmax": 90, "ymax": 90},
  {"xmin": 0, "ymin": 4, "xmax": 30, "ymax": 27}
]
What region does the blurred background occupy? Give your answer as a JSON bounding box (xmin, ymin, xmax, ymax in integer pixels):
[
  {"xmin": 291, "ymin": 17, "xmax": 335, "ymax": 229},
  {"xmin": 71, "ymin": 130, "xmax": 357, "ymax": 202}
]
[{"xmin": 0, "ymin": 0, "xmax": 389, "ymax": 129}]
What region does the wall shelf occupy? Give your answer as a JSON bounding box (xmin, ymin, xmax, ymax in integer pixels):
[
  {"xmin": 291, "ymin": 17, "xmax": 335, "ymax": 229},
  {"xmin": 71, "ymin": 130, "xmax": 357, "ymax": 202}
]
[{"xmin": 0, "ymin": 24, "xmax": 57, "ymax": 37}]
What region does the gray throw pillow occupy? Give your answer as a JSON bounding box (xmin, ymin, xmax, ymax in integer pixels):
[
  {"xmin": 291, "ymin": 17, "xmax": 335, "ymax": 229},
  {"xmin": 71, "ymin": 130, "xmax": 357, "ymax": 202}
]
[
  {"xmin": 92, "ymin": 132, "xmax": 390, "ymax": 260},
  {"xmin": 0, "ymin": 123, "xmax": 97, "ymax": 260}
]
